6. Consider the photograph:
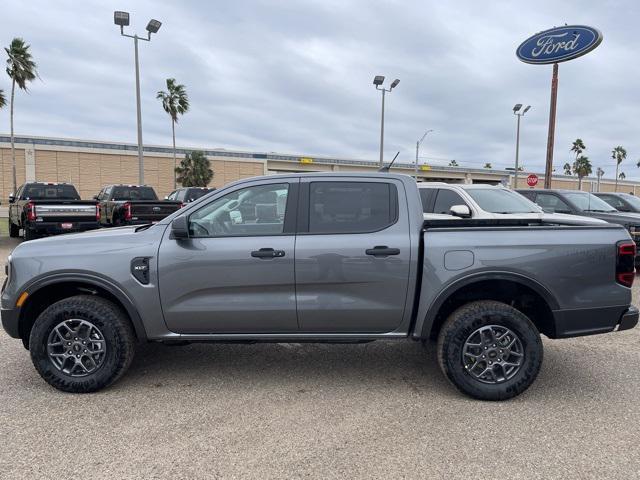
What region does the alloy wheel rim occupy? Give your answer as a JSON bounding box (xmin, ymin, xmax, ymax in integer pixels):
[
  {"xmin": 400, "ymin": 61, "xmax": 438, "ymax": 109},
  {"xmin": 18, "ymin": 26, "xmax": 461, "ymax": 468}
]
[
  {"xmin": 462, "ymin": 325, "xmax": 524, "ymax": 384},
  {"xmin": 47, "ymin": 319, "xmax": 107, "ymax": 377}
]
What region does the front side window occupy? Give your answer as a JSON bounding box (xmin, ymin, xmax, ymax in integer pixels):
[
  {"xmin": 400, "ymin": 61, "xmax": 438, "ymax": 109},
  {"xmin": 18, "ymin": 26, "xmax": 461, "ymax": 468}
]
[
  {"xmin": 599, "ymin": 195, "xmax": 628, "ymax": 210},
  {"xmin": 189, "ymin": 183, "xmax": 289, "ymax": 237},
  {"xmin": 433, "ymin": 189, "xmax": 467, "ymax": 215},
  {"xmin": 308, "ymin": 182, "xmax": 396, "ymax": 234}
]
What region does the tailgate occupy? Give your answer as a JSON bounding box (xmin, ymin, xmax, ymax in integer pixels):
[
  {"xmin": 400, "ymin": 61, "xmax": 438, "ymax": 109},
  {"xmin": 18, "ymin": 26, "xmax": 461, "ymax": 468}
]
[
  {"xmin": 33, "ymin": 202, "xmax": 98, "ymax": 222},
  {"xmin": 131, "ymin": 202, "xmax": 181, "ymax": 221}
]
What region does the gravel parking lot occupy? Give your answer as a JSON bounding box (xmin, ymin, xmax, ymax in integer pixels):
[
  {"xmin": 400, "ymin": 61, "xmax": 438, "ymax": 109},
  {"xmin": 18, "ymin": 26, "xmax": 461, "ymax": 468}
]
[{"xmin": 1, "ymin": 235, "xmax": 639, "ymax": 479}]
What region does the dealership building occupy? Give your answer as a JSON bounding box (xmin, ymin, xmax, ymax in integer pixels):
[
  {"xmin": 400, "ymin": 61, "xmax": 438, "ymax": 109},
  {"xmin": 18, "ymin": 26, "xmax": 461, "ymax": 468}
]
[{"xmin": 0, "ymin": 134, "xmax": 637, "ymax": 202}]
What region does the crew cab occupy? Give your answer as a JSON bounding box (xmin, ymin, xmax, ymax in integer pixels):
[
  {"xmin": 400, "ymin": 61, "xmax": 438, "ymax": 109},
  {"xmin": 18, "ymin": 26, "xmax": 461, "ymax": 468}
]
[
  {"xmin": 8, "ymin": 182, "xmax": 100, "ymax": 240},
  {"xmin": 2, "ymin": 173, "xmax": 637, "ymax": 400},
  {"xmin": 165, "ymin": 187, "xmax": 215, "ymax": 207},
  {"xmin": 96, "ymin": 185, "xmax": 181, "ymax": 226},
  {"xmin": 420, "ymin": 183, "xmax": 605, "ymax": 225}
]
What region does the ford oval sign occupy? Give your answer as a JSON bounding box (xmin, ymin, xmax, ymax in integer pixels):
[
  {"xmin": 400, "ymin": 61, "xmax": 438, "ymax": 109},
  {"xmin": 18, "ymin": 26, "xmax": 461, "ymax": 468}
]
[{"xmin": 517, "ymin": 25, "xmax": 602, "ymax": 64}]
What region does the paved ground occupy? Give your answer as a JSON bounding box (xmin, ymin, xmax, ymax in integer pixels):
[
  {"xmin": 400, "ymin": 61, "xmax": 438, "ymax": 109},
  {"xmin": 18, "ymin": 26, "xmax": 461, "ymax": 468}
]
[{"xmin": 0, "ymin": 235, "xmax": 639, "ymax": 479}]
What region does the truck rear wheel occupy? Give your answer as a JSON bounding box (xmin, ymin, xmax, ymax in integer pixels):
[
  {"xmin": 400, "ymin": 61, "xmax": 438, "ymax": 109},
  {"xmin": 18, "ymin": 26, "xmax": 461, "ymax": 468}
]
[
  {"xmin": 436, "ymin": 300, "xmax": 543, "ymax": 401},
  {"xmin": 9, "ymin": 221, "xmax": 19, "ymax": 238},
  {"xmin": 29, "ymin": 295, "xmax": 136, "ymax": 393}
]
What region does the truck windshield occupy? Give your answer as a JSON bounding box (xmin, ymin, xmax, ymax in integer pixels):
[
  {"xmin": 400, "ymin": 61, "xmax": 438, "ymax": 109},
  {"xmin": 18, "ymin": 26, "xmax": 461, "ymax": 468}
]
[
  {"xmin": 564, "ymin": 192, "xmax": 617, "ymax": 212},
  {"xmin": 465, "ymin": 188, "xmax": 540, "ymax": 213},
  {"xmin": 186, "ymin": 188, "xmax": 212, "ymax": 202},
  {"xmin": 22, "ymin": 184, "xmax": 80, "ymax": 200},
  {"xmin": 112, "ymin": 186, "xmax": 158, "ymax": 201}
]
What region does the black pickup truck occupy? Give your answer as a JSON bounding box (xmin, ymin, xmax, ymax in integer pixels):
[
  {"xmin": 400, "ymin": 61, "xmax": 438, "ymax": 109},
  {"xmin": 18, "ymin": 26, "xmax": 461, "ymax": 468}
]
[
  {"xmin": 8, "ymin": 182, "xmax": 100, "ymax": 240},
  {"xmin": 95, "ymin": 185, "xmax": 181, "ymax": 226}
]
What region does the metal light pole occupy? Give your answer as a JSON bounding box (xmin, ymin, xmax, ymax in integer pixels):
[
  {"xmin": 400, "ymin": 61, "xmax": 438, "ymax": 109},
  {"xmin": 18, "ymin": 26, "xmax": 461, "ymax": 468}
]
[
  {"xmin": 415, "ymin": 129, "xmax": 434, "ymax": 179},
  {"xmin": 373, "ymin": 76, "xmax": 400, "ymax": 167},
  {"xmin": 114, "ymin": 11, "xmax": 162, "ymax": 184},
  {"xmin": 512, "ymin": 104, "xmax": 531, "ymax": 188}
]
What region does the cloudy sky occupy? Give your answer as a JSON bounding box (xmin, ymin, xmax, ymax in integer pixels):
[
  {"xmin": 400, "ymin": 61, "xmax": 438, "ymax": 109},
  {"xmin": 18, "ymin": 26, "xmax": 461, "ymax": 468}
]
[{"xmin": 0, "ymin": 0, "xmax": 639, "ymax": 178}]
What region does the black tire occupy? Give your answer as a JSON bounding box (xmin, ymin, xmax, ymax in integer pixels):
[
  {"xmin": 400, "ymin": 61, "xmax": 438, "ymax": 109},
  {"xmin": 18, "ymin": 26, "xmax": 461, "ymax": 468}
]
[
  {"xmin": 9, "ymin": 221, "xmax": 19, "ymax": 238},
  {"xmin": 22, "ymin": 226, "xmax": 37, "ymax": 241},
  {"xmin": 437, "ymin": 300, "xmax": 543, "ymax": 401},
  {"xmin": 29, "ymin": 295, "xmax": 136, "ymax": 393}
]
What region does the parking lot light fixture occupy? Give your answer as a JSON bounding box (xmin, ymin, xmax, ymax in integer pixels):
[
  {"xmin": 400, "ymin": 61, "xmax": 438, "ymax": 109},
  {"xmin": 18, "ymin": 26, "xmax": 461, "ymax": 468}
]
[
  {"xmin": 374, "ymin": 75, "xmax": 400, "ymax": 167},
  {"xmin": 513, "ymin": 104, "xmax": 531, "ymax": 188},
  {"xmin": 114, "ymin": 12, "xmax": 162, "ymax": 184}
]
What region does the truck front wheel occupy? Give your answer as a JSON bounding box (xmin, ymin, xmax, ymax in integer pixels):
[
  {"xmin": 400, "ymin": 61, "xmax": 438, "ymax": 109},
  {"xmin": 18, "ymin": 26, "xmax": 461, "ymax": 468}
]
[
  {"xmin": 29, "ymin": 295, "xmax": 136, "ymax": 393},
  {"xmin": 436, "ymin": 300, "xmax": 543, "ymax": 401}
]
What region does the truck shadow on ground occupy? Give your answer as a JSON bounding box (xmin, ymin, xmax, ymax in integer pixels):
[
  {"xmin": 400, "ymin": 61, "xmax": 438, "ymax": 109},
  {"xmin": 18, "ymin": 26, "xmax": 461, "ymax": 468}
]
[{"xmin": 118, "ymin": 339, "xmax": 609, "ymax": 400}]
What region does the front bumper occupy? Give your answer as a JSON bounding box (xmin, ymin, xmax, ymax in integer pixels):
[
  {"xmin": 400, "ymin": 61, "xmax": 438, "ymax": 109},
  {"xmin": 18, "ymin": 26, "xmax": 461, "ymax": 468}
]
[
  {"xmin": 552, "ymin": 304, "xmax": 639, "ymax": 338},
  {"xmin": 27, "ymin": 221, "xmax": 101, "ymax": 235},
  {"xmin": 0, "ymin": 306, "xmax": 20, "ymax": 339}
]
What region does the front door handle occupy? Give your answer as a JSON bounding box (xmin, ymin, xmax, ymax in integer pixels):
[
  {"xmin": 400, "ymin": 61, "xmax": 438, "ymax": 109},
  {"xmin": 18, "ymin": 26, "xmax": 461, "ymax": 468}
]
[
  {"xmin": 251, "ymin": 248, "xmax": 286, "ymax": 259},
  {"xmin": 365, "ymin": 246, "xmax": 400, "ymax": 256}
]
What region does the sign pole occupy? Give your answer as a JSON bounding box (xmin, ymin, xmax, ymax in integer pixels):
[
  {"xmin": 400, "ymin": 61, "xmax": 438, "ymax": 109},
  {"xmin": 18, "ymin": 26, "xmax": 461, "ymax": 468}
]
[{"xmin": 544, "ymin": 63, "xmax": 559, "ymax": 188}]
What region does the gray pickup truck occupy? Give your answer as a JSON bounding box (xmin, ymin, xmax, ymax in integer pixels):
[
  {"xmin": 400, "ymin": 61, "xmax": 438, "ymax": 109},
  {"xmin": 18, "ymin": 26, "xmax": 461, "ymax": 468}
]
[{"xmin": 1, "ymin": 173, "xmax": 637, "ymax": 400}]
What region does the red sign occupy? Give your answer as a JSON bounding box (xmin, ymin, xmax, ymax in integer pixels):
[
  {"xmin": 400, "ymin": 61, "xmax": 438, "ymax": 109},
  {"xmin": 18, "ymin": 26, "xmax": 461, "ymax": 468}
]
[{"xmin": 526, "ymin": 174, "xmax": 538, "ymax": 187}]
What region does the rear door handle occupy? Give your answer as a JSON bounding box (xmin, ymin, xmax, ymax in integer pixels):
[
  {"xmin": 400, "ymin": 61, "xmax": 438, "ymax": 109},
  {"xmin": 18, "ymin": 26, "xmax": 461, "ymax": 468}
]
[
  {"xmin": 365, "ymin": 246, "xmax": 400, "ymax": 256},
  {"xmin": 251, "ymin": 248, "xmax": 286, "ymax": 259}
]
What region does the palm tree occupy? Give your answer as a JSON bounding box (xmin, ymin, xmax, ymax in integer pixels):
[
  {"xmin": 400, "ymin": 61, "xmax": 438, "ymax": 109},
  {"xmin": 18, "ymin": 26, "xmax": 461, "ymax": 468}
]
[
  {"xmin": 176, "ymin": 151, "xmax": 213, "ymax": 187},
  {"xmin": 573, "ymin": 155, "xmax": 592, "ymax": 190},
  {"xmin": 448, "ymin": 160, "xmax": 458, "ymax": 167},
  {"xmin": 563, "ymin": 162, "xmax": 572, "ymax": 175},
  {"xmin": 570, "ymin": 138, "xmax": 585, "ymax": 160},
  {"xmin": 5, "ymin": 38, "xmax": 37, "ymax": 193},
  {"xmin": 612, "ymin": 146, "xmax": 627, "ymax": 191},
  {"xmin": 483, "ymin": 162, "xmax": 492, "ymax": 169},
  {"xmin": 0, "ymin": 89, "xmax": 6, "ymax": 109},
  {"xmin": 619, "ymin": 172, "xmax": 626, "ymax": 181},
  {"xmin": 157, "ymin": 78, "xmax": 190, "ymax": 189}
]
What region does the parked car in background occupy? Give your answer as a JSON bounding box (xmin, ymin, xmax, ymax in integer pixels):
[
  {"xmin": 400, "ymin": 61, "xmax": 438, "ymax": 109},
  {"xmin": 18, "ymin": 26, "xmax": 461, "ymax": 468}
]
[
  {"xmin": 419, "ymin": 183, "xmax": 605, "ymax": 225},
  {"xmin": 594, "ymin": 192, "xmax": 640, "ymax": 213},
  {"xmin": 8, "ymin": 182, "xmax": 100, "ymax": 240},
  {"xmin": 2, "ymin": 173, "xmax": 637, "ymax": 400},
  {"xmin": 517, "ymin": 188, "xmax": 640, "ymax": 263},
  {"xmin": 95, "ymin": 184, "xmax": 182, "ymax": 226},
  {"xmin": 165, "ymin": 187, "xmax": 214, "ymax": 207}
]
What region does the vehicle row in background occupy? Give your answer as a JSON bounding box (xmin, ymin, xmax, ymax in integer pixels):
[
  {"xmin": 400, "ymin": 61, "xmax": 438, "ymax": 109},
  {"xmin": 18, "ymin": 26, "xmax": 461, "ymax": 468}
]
[
  {"xmin": 517, "ymin": 189, "xmax": 640, "ymax": 262},
  {"xmin": 165, "ymin": 187, "xmax": 215, "ymax": 207},
  {"xmin": 418, "ymin": 183, "xmax": 606, "ymax": 225},
  {"xmin": 8, "ymin": 182, "xmax": 100, "ymax": 240},
  {"xmin": 7, "ymin": 182, "xmax": 193, "ymax": 240}
]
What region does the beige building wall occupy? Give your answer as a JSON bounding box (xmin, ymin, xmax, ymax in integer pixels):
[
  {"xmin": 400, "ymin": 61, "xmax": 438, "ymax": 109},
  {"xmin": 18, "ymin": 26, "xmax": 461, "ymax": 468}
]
[{"xmin": 0, "ymin": 146, "xmax": 264, "ymax": 201}]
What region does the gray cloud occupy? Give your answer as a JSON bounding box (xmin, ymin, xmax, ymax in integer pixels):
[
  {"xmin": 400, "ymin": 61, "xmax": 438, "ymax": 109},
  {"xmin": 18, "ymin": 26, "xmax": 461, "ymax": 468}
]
[{"xmin": 1, "ymin": 0, "xmax": 639, "ymax": 179}]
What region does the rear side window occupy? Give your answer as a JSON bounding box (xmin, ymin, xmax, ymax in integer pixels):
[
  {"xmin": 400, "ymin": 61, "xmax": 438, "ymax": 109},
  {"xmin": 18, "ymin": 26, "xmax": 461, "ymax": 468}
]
[
  {"xmin": 22, "ymin": 184, "xmax": 80, "ymax": 200},
  {"xmin": 308, "ymin": 182, "xmax": 397, "ymax": 234},
  {"xmin": 433, "ymin": 189, "xmax": 467, "ymax": 214},
  {"xmin": 111, "ymin": 186, "xmax": 158, "ymax": 201},
  {"xmin": 419, "ymin": 188, "xmax": 434, "ymax": 212}
]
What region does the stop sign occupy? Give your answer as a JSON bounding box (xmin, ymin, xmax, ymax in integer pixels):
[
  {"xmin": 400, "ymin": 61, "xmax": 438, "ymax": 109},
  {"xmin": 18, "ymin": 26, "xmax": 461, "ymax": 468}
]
[{"xmin": 526, "ymin": 174, "xmax": 538, "ymax": 187}]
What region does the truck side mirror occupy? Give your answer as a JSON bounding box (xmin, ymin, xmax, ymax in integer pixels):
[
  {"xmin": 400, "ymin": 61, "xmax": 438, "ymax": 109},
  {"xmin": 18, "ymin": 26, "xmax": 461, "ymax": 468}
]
[
  {"xmin": 171, "ymin": 216, "xmax": 189, "ymax": 239},
  {"xmin": 450, "ymin": 204, "xmax": 471, "ymax": 218},
  {"xmin": 8, "ymin": 194, "xmax": 15, "ymax": 204}
]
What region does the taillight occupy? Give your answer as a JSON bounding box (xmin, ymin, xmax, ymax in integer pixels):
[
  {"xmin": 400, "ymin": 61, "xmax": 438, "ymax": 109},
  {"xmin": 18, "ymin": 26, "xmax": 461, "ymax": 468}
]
[
  {"xmin": 124, "ymin": 202, "xmax": 132, "ymax": 221},
  {"xmin": 616, "ymin": 241, "xmax": 636, "ymax": 288},
  {"xmin": 26, "ymin": 202, "xmax": 36, "ymax": 221},
  {"xmin": 96, "ymin": 204, "xmax": 101, "ymax": 221}
]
